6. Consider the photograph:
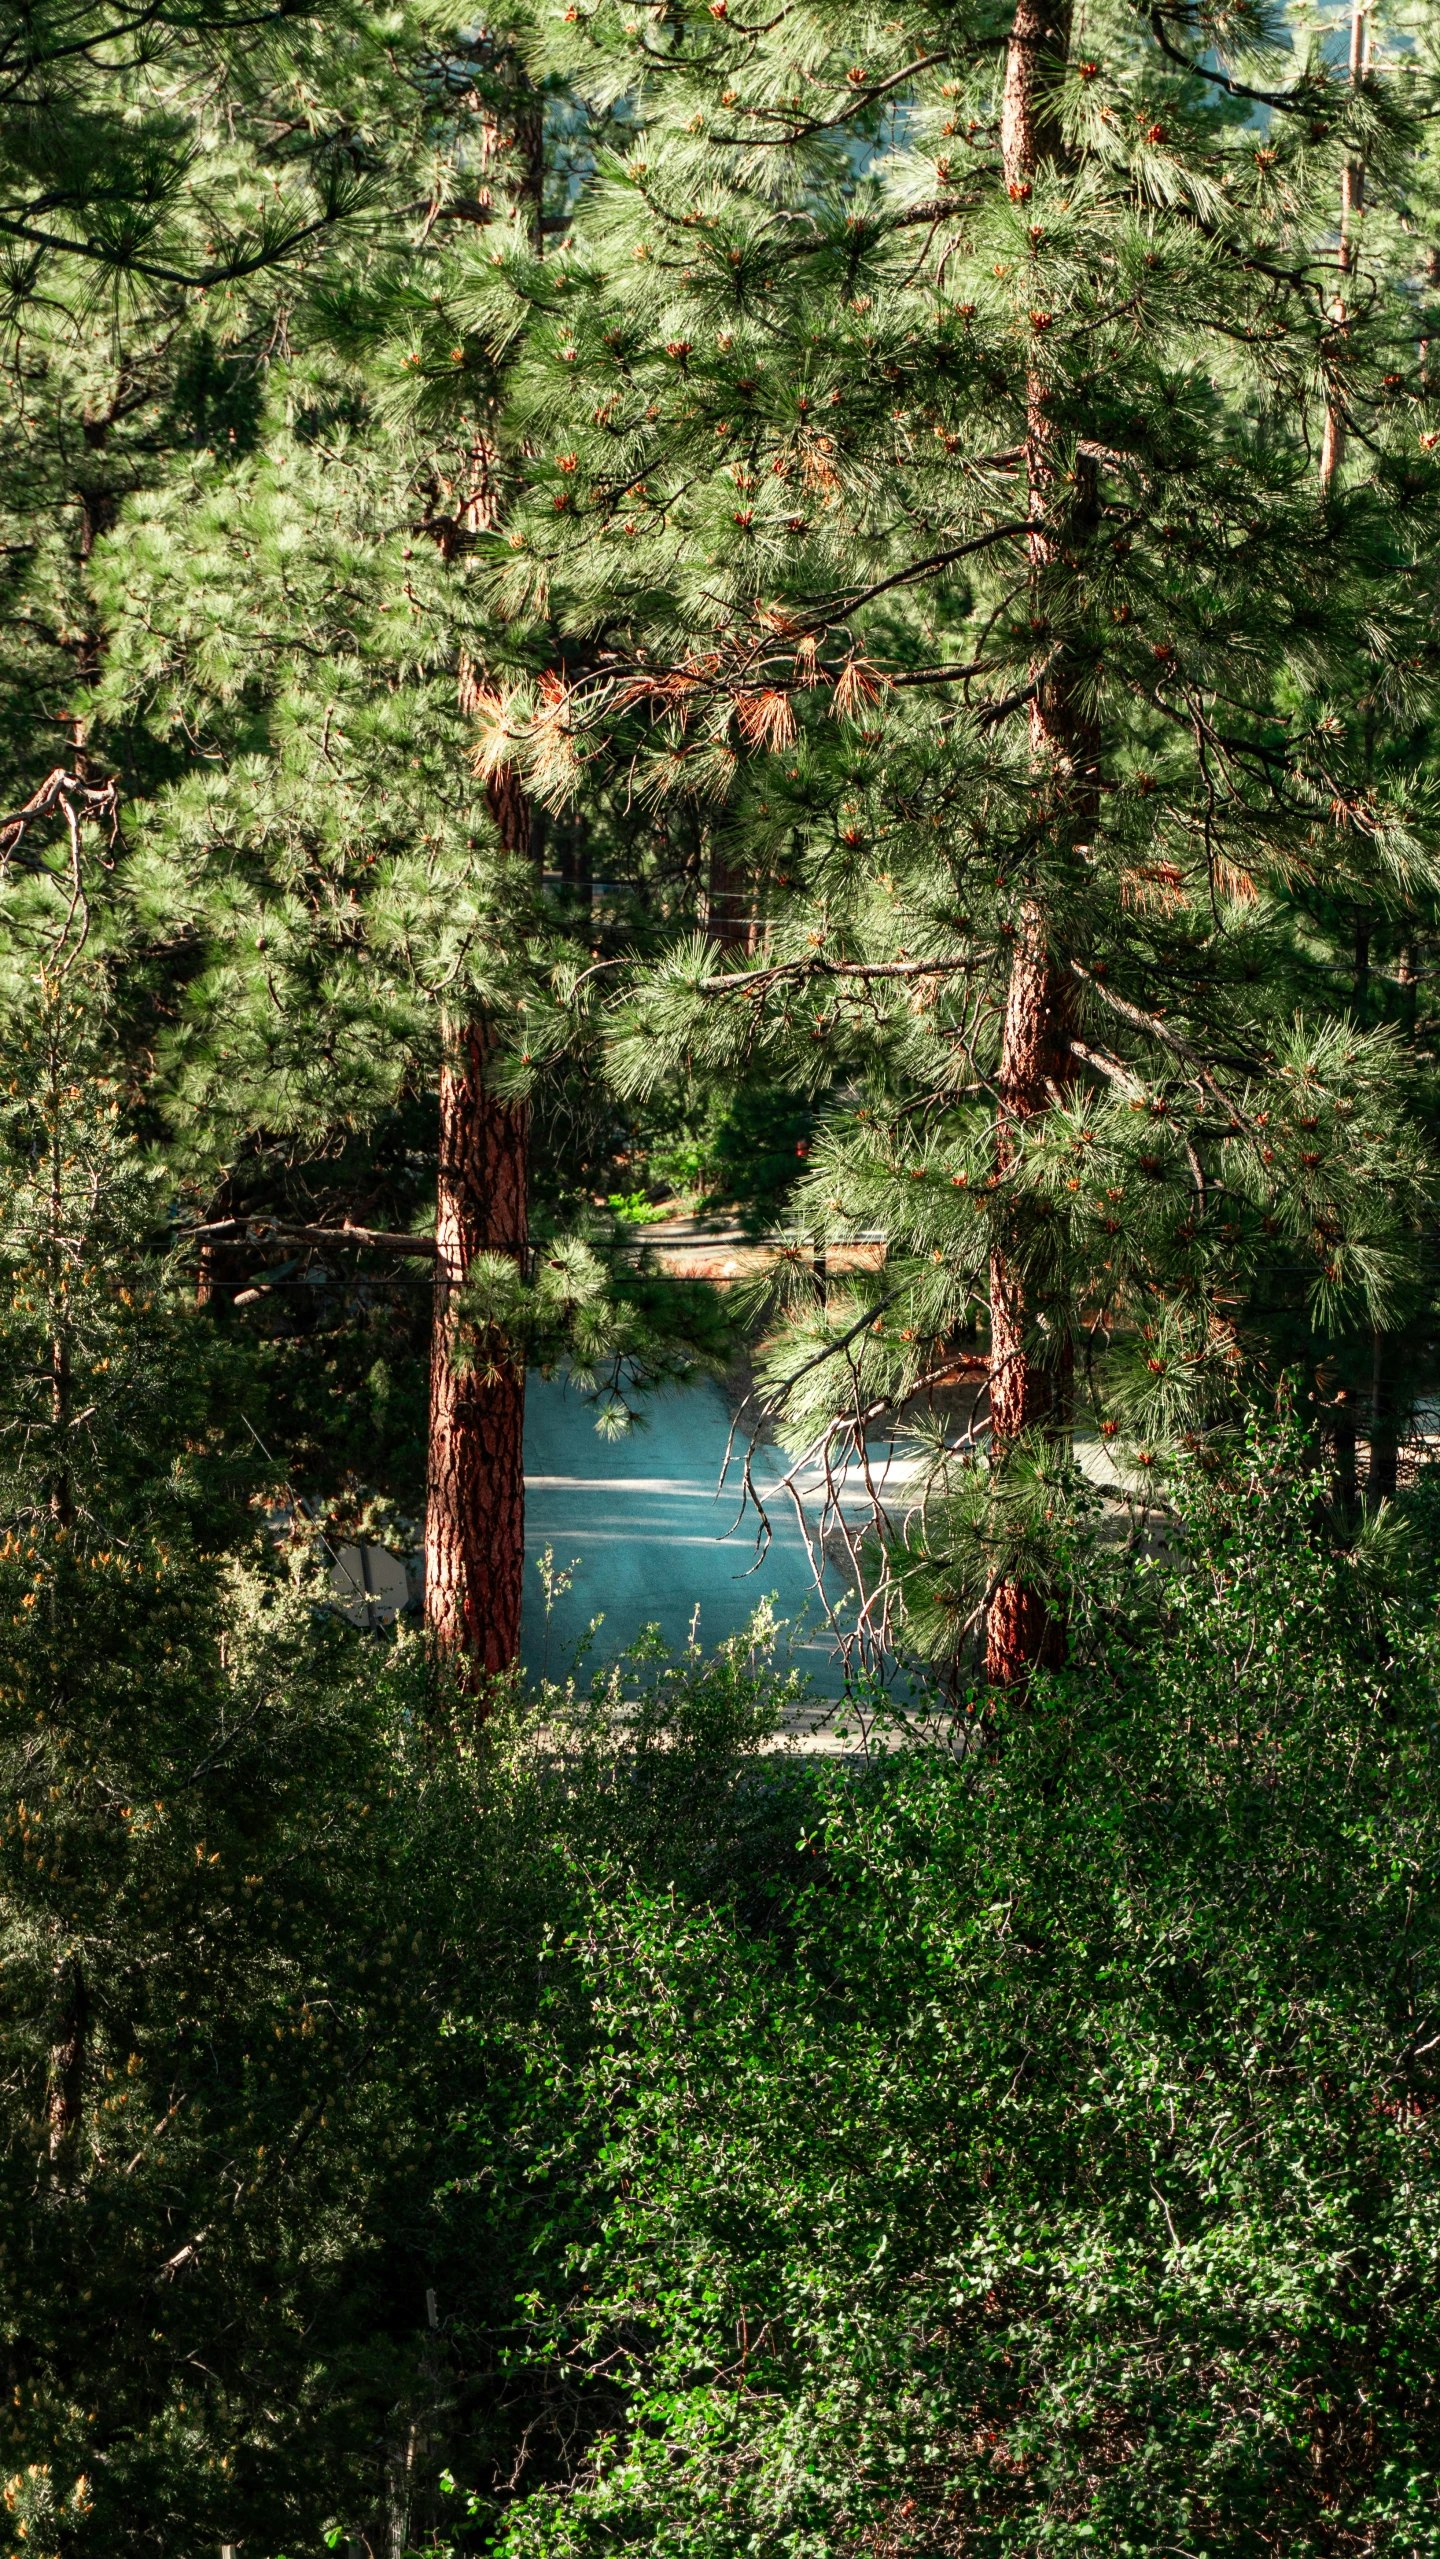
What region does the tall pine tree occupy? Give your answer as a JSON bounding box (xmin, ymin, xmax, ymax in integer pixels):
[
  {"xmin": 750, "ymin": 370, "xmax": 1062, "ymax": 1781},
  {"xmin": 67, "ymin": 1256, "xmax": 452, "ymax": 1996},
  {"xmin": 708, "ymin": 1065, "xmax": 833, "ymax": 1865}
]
[{"xmin": 471, "ymin": 0, "xmax": 1440, "ymax": 1683}]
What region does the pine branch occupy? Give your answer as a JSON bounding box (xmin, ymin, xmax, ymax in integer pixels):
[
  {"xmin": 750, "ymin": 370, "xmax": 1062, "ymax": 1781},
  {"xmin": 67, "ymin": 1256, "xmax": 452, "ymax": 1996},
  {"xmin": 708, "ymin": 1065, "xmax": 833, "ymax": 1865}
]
[
  {"xmin": 693, "ymin": 953, "xmax": 986, "ymax": 996},
  {"xmin": 1147, "ymin": 9, "xmax": 1330, "ymax": 119},
  {"xmin": 0, "ymin": 205, "xmax": 340, "ymax": 291},
  {"xmin": 0, "ymin": 770, "xmax": 118, "ymax": 869}
]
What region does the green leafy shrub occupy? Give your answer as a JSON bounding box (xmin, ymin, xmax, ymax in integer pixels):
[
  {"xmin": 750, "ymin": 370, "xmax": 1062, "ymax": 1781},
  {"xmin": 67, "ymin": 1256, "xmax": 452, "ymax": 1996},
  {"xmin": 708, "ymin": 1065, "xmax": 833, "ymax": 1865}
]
[{"xmin": 497, "ymin": 1428, "xmax": 1440, "ymax": 2559}]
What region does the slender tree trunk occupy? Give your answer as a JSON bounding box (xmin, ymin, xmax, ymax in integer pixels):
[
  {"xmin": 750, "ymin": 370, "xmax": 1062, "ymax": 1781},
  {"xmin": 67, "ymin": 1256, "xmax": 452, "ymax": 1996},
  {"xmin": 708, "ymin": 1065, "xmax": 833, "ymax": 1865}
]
[
  {"xmin": 49, "ymin": 1327, "xmax": 72, "ymax": 1531},
  {"xmin": 1332, "ymin": 915, "xmax": 1371, "ymax": 1510},
  {"xmin": 985, "ymin": 0, "xmax": 1091, "ymax": 1688},
  {"xmin": 999, "ymin": 0, "xmax": 1071, "ymax": 173},
  {"xmin": 47, "ymin": 1958, "xmax": 86, "ymax": 2168},
  {"xmin": 425, "ymin": 438, "xmax": 542, "ymax": 1688},
  {"xmin": 1420, "ymin": 244, "xmax": 1440, "ymax": 393},
  {"xmin": 987, "ymin": 909, "xmax": 1074, "ymax": 1682},
  {"xmin": 425, "ymin": 1022, "xmax": 529, "ymax": 1682},
  {"xmin": 385, "ymin": 2424, "xmax": 419, "ymax": 2559},
  {"xmin": 1369, "ymin": 1326, "xmax": 1398, "ymax": 1501},
  {"xmin": 69, "ymin": 405, "xmax": 120, "ymax": 775},
  {"xmin": 424, "ymin": 679, "xmax": 538, "ymax": 1687},
  {"xmin": 1334, "ymin": 1393, "xmax": 1357, "ymax": 1515},
  {"xmin": 424, "ymin": 70, "xmax": 550, "ymax": 1689},
  {"xmin": 1320, "ymin": 0, "xmax": 1369, "ymax": 493},
  {"xmin": 1397, "ymin": 936, "xmax": 1419, "ymax": 1043},
  {"xmin": 1360, "ymin": 932, "xmax": 1420, "ymax": 1508},
  {"xmin": 46, "ymin": 1036, "xmax": 73, "ymax": 1532}
]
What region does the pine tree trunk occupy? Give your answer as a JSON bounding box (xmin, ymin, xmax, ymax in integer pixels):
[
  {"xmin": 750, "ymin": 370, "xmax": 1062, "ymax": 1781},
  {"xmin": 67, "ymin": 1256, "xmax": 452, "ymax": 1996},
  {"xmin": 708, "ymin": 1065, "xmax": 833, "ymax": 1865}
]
[
  {"xmin": 1361, "ymin": 935, "xmax": 1420, "ymax": 1510},
  {"xmin": 425, "ymin": 1021, "xmax": 529, "ymax": 1684},
  {"xmin": 49, "ymin": 1327, "xmax": 72, "ymax": 1531},
  {"xmin": 985, "ymin": 0, "xmax": 1090, "ymax": 1688},
  {"xmin": 1321, "ymin": 0, "xmax": 1369, "ymax": 492},
  {"xmin": 1369, "ymin": 1327, "xmax": 1398, "ymax": 1502},
  {"xmin": 423, "ymin": 363, "xmax": 545, "ymax": 1685},
  {"xmin": 47, "ymin": 1045, "xmax": 73, "ymax": 1532},
  {"xmin": 1421, "ymin": 245, "xmax": 1440, "ymax": 393},
  {"xmin": 987, "ymin": 908, "xmax": 1073, "ymax": 1682},
  {"xmin": 46, "ymin": 1958, "xmax": 86, "ymax": 2169},
  {"xmin": 423, "ymin": 712, "xmax": 537, "ymax": 1689},
  {"xmin": 1334, "ymin": 1395, "xmax": 1357, "ymax": 1515},
  {"xmin": 1397, "ymin": 936, "xmax": 1419, "ymax": 1042}
]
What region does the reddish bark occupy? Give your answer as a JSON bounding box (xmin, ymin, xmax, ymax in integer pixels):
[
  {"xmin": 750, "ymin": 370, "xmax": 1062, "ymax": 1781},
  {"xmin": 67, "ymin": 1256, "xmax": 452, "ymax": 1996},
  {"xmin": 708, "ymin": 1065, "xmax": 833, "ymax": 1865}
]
[
  {"xmin": 425, "ymin": 1019, "xmax": 530, "ymax": 1683},
  {"xmin": 985, "ymin": 0, "xmax": 1090, "ymax": 1688},
  {"xmin": 425, "ymin": 378, "xmax": 543, "ymax": 1684},
  {"xmin": 988, "ymin": 906, "xmax": 1074, "ymax": 1444},
  {"xmin": 999, "ymin": 0, "xmax": 1072, "ymax": 176},
  {"xmin": 986, "ymin": 908, "xmax": 1073, "ymax": 1685},
  {"xmin": 1320, "ymin": 0, "xmax": 1370, "ymax": 492},
  {"xmin": 427, "ymin": 579, "xmax": 536, "ymax": 1685}
]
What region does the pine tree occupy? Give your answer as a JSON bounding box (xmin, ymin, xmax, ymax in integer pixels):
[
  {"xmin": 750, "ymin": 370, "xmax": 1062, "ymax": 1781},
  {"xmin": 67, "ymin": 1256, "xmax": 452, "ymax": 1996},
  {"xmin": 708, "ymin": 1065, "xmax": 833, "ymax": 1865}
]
[
  {"xmin": 0, "ymin": 0, "xmax": 451, "ymax": 824},
  {"xmin": 475, "ymin": 0, "xmax": 1440, "ymax": 1684},
  {"xmin": 0, "ymin": 0, "xmax": 404, "ymax": 304},
  {"xmin": 1, "ymin": 9, "xmax": 572, "ymax": 1684},
  {"xmin": 93, "ymin": 377, "xmax": 732, "ymax": 1686},
  {"xmin": 425, "ymin": 43, "xmax": 550, "ymax": 1684},
  {"xmin": 86, "ymin": 18, "xmax": 745, "ymax": 1688}
]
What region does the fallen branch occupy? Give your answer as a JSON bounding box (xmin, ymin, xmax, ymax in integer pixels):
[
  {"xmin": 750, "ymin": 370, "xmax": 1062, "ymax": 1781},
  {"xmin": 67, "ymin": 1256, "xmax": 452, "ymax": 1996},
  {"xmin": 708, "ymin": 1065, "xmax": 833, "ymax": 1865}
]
[{"xmin": 187, "ymin": 1217, "xmax": 437, "ymax": 1258}]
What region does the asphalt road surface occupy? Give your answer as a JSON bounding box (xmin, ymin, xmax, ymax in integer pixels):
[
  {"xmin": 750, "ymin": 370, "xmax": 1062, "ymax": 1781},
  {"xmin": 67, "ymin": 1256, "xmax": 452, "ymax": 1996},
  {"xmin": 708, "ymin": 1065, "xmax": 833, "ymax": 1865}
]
[{"xmin": 520, "ymin": 1372, "xmax": 850, "ymax": 1698}]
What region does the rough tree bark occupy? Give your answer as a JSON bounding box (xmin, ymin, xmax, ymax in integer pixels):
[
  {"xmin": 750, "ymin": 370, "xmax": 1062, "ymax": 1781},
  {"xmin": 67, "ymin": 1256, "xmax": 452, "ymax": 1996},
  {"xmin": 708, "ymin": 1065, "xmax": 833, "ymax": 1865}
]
[
  {"xmin": 1320, "ymin": 0, "xmax": 1369, "ymax": 493},
  {"xmin": 421, "ymin": 58, "xmax": 548, "ymax": 1694},
  {"xmin": 1365, "ymin": 932, "xmax": 1421, "ymax": 1503},
  {"xmin": 985, "ymin": 0, "xmax": 1095, "ymax": 1686},
  {"xmin": 1369, "ymin": 1327, "xmax": 1398, "ymax": 1501},
  {"xmin": 425, "ymin": 1012, "xmax": 530, "ymax": 1681},
  {"xmin": 425, "ymin": 630, "xmax": 538, "ymax": 1688},
  {"xmin": 987, "ymin": 912, "xmax": 1075, "ymax": 1680},
  {"xmin": 47, "ymin": 1958, "xmax": 86, "ymax": 2169}
]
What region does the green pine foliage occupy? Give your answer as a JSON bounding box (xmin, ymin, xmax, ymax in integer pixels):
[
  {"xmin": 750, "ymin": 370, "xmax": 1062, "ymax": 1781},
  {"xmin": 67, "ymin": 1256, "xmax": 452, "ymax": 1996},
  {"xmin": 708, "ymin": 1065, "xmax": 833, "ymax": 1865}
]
[
  {"xmin": 96, "ymin": 422, "xmax": 515, "ymax": 1147},
  {"xmin": 94, "ymin": 383, "xmax": 739, "ymax": 1435},
  {"xmin": 0, "ymin": 0, "xmax": 451, "ymax": 819},
  {"xmin": 461, "ymin": 0, "xmax": 1440, "ymax": 1559},
  {"xmin": 0, "ymin": 0, "xmax": 417, "ymax": 303},
  {"xmin": 0, "ymin": 982, "xmax": 249, "ymax": 1541}
]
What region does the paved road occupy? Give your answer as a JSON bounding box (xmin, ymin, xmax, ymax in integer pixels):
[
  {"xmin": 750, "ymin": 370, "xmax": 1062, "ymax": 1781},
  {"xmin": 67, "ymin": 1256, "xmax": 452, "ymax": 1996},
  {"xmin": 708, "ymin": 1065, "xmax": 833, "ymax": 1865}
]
[{"xmin": 520, "ymin": 1373, "xmax": 851, "ymax": 1697}]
